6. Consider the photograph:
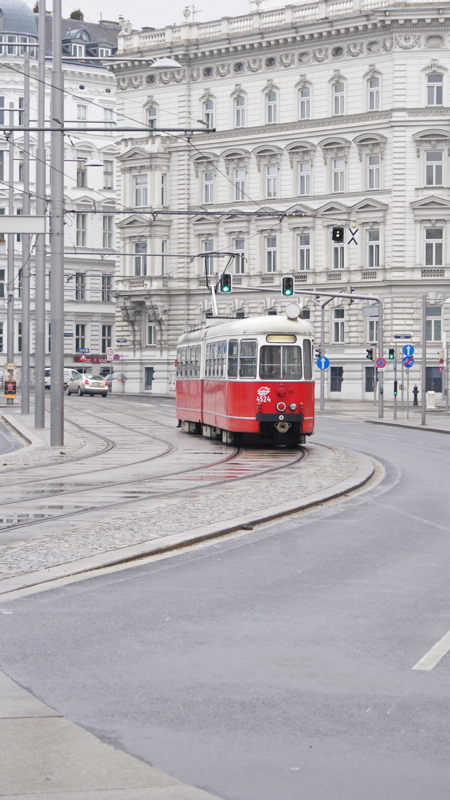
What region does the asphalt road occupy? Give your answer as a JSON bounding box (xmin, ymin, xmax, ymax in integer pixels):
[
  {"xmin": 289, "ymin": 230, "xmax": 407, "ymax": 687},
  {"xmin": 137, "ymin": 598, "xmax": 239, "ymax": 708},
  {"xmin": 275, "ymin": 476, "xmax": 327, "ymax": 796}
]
[{"xmin": 1, "ymin": 415, "xmax": 449, "ymax": 800}]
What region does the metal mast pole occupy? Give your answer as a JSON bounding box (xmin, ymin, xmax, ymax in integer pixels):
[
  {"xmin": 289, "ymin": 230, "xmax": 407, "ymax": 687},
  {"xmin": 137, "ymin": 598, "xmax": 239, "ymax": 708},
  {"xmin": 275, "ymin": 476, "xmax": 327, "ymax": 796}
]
[
  {"xmin": 6, "ymin": 103, "xmax": 15, "ymax": 405},
  {"xmin": 377, "ymin": 298, "xmax": 384, "ymax": 419},
  {"xmin": 421, "ymin": 294, "xmax": 427, "ymax": 426},
  {"xmin": 34, "ymin": 0, "xmax": 47, "ymax": 428},
  {"xmin": 50, "ymin": 0, "xmax": 65, "ymax": 446},
  {"xmin": 21, "ymin": 52, "xmax": 30, "ymax": 415}
]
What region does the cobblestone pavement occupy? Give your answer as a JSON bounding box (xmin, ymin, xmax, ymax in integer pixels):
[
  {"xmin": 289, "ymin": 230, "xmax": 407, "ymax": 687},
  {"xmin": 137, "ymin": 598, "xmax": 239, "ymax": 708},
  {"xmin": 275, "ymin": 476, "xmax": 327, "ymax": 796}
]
[{"xmin": 0, "ymin": 399, "xmax": 375, "ymax": 591}]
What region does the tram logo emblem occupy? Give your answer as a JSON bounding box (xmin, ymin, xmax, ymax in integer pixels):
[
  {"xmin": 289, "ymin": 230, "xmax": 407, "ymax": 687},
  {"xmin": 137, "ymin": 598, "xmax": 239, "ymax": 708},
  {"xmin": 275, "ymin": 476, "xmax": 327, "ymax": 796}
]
[{"xmin": 257, "ymin": 386, "xmax": 271, "ymax": 403}]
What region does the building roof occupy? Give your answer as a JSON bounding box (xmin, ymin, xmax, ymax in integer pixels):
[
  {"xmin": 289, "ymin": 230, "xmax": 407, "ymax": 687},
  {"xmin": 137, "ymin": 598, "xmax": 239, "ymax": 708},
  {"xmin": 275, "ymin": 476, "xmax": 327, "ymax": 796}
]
[{"xmin": 0, "ymin": 0, "xmax": 37, "ymax": 36}]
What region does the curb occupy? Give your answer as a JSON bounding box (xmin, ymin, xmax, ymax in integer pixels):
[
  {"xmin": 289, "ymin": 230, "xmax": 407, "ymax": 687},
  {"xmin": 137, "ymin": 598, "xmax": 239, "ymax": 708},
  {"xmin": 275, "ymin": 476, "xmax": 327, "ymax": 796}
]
[
  {"xmin": 366, "ymin": 419, "xmax": 450, "ymax": 435},
  {"xmin": 0, "ymin": 450, "xmax": 375, "ymax": 598}
]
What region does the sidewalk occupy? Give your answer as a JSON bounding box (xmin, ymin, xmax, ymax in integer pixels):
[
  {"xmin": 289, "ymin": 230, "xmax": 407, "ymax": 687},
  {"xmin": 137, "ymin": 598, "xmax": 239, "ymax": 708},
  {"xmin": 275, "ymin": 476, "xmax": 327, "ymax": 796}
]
[{"xmin": 0, "ymin": 398, "xmax": 449, "ymax": 800}]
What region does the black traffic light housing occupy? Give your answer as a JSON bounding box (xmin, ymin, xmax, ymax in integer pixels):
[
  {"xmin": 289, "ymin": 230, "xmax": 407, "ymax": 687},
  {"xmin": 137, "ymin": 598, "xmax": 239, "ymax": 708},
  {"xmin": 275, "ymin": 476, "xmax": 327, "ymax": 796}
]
[
  {"xmin": 366, "ymin": 348, "xmax": 374, "ymax": 360},
  {"xmin": 332, "ymin": 226, "xmax": 345, "ymax": 243},
  {"xmin": 393, "ymin": 380, "xmax": 398, "ymax": 396},
  {"xmin": 281, "ymin": 275, "xmax": 295, "ymax": 296},
  {"xmin": 314, "ymin": 347, "xmax": 321, "ymax": 360},
  {"xmin": 388, "ymin": 348, "xmax": 395, "ymax": 360},
  {"xmin": 219, "ymin": 273, "xmax": 232, "ymax": 293}
]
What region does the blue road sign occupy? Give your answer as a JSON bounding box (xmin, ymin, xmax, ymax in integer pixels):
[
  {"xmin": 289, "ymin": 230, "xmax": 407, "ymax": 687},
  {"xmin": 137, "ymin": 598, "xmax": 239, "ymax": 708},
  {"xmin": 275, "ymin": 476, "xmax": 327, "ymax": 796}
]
[
  {"xmin": 77, "ymin": 348, "xmax": 90, "ymax": 353},
  {"xmin": 402, "ymin": 344, "xmax": 415, "ymax": 357},
  {"xmin": 403, "ymin": 356, "xmax": 414, "ymax": 368},
  {"xmin": 116, "ymin": 338, "xmax": 127, "ymax": 343},
  {"xmin": 316, "ymin": 356, "xmax": 330, "ymax": 370}
]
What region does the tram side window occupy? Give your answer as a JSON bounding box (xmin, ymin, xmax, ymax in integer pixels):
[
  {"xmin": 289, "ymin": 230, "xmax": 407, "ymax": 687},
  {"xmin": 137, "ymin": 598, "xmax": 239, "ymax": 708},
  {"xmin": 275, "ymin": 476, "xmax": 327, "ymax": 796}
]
[
  {"xmin": 228, "ymin": 339, "xmax": 238, "ymax": 378},
  {"xmin": 194, "ymin": 345, "xmax": 201, "ymax": 378},
  {"xmin": 176, "ymin": 349, "xmax": 181, "ymax": 378},
  {"xmin": 260, "ymin": 345, "xmax": 302, "ymax": 380},
  {"xmin": 239, "ymin": 339, "xmax": 257, "ymax": 378},
  {"xmin": 205, "ymin": 343, "xmax": 212, "ymax": 378},
  {"xmin": 303, "ymin": 339, "xmax": 312, "ymax": 380},
  {"xmin": 219, "ymin": 340, "xmax": 226, "ymax": 378}
]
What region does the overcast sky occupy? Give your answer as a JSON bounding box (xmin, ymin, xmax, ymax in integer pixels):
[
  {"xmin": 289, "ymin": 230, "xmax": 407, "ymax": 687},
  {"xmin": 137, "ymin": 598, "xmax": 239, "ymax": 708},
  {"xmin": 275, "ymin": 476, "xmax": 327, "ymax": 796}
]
[{"xmin": 28, "ymin": 0, "xmax": 252, "ymax": 32}]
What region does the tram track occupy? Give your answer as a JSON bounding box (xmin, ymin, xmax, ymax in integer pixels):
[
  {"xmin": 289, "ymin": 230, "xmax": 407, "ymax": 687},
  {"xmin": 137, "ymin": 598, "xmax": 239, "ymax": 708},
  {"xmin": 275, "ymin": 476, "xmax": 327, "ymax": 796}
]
[{"xmin": 0, "ymin": 399, "xmax": 307, "ymax": 543}]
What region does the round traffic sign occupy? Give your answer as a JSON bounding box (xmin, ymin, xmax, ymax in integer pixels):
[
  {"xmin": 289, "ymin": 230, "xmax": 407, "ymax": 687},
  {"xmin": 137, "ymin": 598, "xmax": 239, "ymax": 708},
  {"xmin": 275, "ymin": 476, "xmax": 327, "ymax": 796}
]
[
  {"xmin": 106, "ymin": 347, "xmax": 114, "ymax": 358},
  {"xmin": 403, "ymin": 356, "xmax": 414, "ymax": 368},
  {"xmin": 316, "ymin": 356, "xmax": 330, "ymax": 370},
  {"xmin": 402, "ymin": 344, "xmax": 415, "ymax": 357},
  {"xmin": 376, "ymin": 357, "xmax": 386, "ymax": 368}
]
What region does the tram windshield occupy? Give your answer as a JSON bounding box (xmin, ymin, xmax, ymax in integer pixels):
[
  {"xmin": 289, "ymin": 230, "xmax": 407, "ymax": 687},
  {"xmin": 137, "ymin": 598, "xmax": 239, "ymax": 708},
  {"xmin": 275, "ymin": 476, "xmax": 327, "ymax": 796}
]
[{"xmin": 260, "ymin": 345, "xmax": 302, "ymax": 380}]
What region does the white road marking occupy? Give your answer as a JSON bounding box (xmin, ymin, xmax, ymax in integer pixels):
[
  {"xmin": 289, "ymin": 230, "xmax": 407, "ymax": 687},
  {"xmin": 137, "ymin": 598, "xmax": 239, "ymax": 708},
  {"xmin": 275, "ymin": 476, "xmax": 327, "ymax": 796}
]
[{"xmin": 412, "ymin": 630, "xmax": 450, "ymax": 671}]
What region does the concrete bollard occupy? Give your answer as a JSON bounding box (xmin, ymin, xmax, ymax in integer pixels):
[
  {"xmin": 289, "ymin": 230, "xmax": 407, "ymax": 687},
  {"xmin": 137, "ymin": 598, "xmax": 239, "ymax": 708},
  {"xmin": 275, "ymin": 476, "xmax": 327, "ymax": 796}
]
[{"xmin": 426, "ymin": 390, "xmax": 436, "ymax": 410}]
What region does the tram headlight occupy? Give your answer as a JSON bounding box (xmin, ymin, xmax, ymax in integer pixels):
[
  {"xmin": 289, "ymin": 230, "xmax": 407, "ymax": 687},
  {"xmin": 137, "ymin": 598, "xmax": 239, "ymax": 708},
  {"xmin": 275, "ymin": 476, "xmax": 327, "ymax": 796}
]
[
  {"xmin": 276, "ymin": 402, "xmax": 287, "ymax": 412},
  {"xmin": 289, "ymin": 403, "xmax": 297, "ymax": 411}
]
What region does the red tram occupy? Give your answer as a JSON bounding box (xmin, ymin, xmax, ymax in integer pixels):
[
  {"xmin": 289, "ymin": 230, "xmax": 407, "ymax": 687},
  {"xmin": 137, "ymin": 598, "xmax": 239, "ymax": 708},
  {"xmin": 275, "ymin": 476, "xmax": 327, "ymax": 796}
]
[{"xmin": 176, "ymin": 308, "xmax": 315, "ymax": 446}]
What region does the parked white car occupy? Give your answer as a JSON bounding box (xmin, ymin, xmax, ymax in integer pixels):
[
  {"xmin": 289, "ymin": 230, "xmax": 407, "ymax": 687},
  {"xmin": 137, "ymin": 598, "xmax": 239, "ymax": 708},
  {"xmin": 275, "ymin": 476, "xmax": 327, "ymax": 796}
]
[{"xmin": 45, "ymin": 368, "xmax": 81, "ymax": 389}]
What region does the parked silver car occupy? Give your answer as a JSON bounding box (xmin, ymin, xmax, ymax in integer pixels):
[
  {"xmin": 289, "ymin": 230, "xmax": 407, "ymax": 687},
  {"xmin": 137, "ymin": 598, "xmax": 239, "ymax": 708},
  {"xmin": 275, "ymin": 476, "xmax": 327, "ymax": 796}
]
[{"xmin": 66, "ymin": 373, "xmax": 107, "ymax": 397}]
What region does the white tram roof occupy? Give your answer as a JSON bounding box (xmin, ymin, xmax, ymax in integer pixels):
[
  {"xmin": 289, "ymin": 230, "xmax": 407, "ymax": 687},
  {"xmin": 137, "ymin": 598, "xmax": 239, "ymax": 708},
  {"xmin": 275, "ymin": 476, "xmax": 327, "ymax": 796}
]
[{"xmin": 178, "ymin": 314, "xmax": 314, "ymax": 345}]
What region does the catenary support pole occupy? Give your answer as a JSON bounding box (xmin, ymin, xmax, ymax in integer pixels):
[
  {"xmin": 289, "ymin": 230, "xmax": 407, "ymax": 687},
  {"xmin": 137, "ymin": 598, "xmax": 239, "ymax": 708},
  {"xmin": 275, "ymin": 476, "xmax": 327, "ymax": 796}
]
[
  {"xmin": 421, "ymin": 294, "xmax": 427, "ymax": 426},
  {"xmin": 21, "ymin": 52, "xmax": 30, "ymax": 415},
  {"xmin": 6, "ymin": 104, "xmax": 15, "ymax": 405},
  {"xmin": 50, "ymin": 0, "xmax": 65, "ymax": 446},
  {"xmin": 34, "ymin": 0, "xmax": 47, "ymax": 428}
]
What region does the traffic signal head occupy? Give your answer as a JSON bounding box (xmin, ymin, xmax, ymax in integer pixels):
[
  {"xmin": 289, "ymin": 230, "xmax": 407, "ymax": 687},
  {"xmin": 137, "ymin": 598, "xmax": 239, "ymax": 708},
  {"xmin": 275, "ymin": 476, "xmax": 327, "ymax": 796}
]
[
  {"xmin": 393, "ymin": 380, "xmax": 398, "ymax": 396},
  {"xmin": 281, "ymin": 275, "xmax": 295, "ymax": 296},
  {"xmin": 332, "ymin": 226, "xmax": 344, "ymax": 243},
  {"xmin": 366, "ymin": 348, "xmax": 373, "ymax": 360},
  {"xmin": 314, "ymin": 347, "xmax": 321, "ymax": 360},
  {"xmin": 388, "ymin": 348, "xmax": 395, "ymax": 360},
  {"xmin": 219, "ymin": 273, "xmax": 232, "ymax": 293}
]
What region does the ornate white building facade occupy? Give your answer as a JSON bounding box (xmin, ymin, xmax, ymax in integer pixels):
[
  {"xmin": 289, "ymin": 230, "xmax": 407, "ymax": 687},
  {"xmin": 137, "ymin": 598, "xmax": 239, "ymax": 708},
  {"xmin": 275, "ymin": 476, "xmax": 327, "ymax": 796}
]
[
  {"xmin": 0, "ymin": 1, "xmax": 119, "ymax": 381},
  {"xmin": 111, "ymin": 0, "xmax": 450, "ymax": 401}
]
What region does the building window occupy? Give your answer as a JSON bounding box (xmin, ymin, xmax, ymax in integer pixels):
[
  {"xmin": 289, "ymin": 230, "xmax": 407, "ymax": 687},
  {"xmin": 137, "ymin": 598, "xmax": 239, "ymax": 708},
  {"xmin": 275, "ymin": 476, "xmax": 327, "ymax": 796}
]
[
  {"xmin": 0, "ymin": 150, "xmax": 4, "ymax": 182},
  {"xmin": 75, "ymin": 324, "xmax": 86, "ymax": 351},
  {"xmin": 0, "ymin": 96, "xmax": 4, "ymax": 126},
  {"xmin": 265, "ymin": 235, "xmax": 277, "ymax": 272},
  {"xmin": 203, "ymin": 170, "xmax": 214, "ymax": 204},
  {"xmin": 332, "ymin": 243, "xmax": 344, "ymax": 270},
  {"xmin": 101, "ymin": 324, "xmax": 112, "ymax": 352},
  {"xmin": 102, "ymin": 274, "xmax": 112, "ymax": 301},
  {"xmin": 76, "ymin": 213, "xmax": 87, "ymax": 247},
  {"xmin": 0, "ymin": 321, "xmax": 3, "ymax": 352},
  {"xmin": 333, "ymin": 82, "xmax": 345, "ymax": 116},
  {"xmin": 98, "ymin": 47, "xmax": 111, "ymax": 57},
  {"xmin": 103, "ymin": 107, "xmax": 114, "ymax": 134},
  {"xmin": 134, "ymin": 174, "xmax": 148, "ymax": 207},
  {"xmin": 72, "ymin": 42, "xmax": 85, "ymax": 58},
  {"xmin": 134, "ymin": 242, "xmax": 147, "ymax": 276},
  {"xmin": 333, "ymin": 308, "xmax": 344, "ymax": 342},
  {"xmin": 425, "ymin": 151, "xmax": 443, "ymax": 186},
  {"xmin": 18, "ymin": 97, "xmax": 24, "ymax": 126},
  {"xmin": 266, "ymin": 91, "xmax": 277, "ymax": 124},
  {"xmin": 235, "ymin": 95, "xmax": 245, "ymax": 127},
  {"xmin": 426, "ymin": 73, "xmax": 443, "ymax": 106},
  {"xmin": 103, "ymin": 160, "xmax": 114, "ymax": 190},
  {"xmin": 18, "ymin": 153, "xmax": 24, "ymax": 182},
  {"xmin": 367, "ymin": 229, "xmax": 380, "ymax": 267},
  {"xmin": 266, "ymin": 164, "xmax": 277, "ymax": 198},
  {"xmin": 203, "ymin": 99, "xmax": 214, "ymax": 129},
  {"xmin": 368, "ymin": 154, "xmax": 380, "ymax": 189},
  {"xmin": 368, "ymin": 319, "xmax": 379, "ymax": 343},
  {"xmin": 234, "ymin": 238, "xmax": 245, "ymax": 274},
  {"xmin": 160, "ymin": 240, "xmax": 167, "ymax": 274},
  {"xmin": 17, "ymin": 268, "xmax": 22, "ymax": 298},
  {"xmin": 234, "ymin": 168, "xmax": 245, "ymax": 201},
  {"xmin": 102, "ymin": 215, "xmax": 113, "ymax": 248},
  {"xmin": 426, "ymin": 306, "xmax": 442, "ymax": 341},
  {"xmin": 76, "ymin": 159, "xmax": 87, "ymax": 188},
  {"xmin": 297, "ymin": 233, "xmax": 310, "ymax": 271},
  {"xmin": 203, "ymin": 239, "xmax": 215, "ymax": 275},
  {"xmin": 0, "ymin": 207, "xmax": 4, "ymax": 242},
  {"xmin": 330, "ymin": 365, "xmax": 344, "ymax": 391},
  {"xmin": 16, "ymin": 208, "xmax": 21, "ymax": 242},
  {"xmin": 0, "ymin": 268, "xmax": 4, "ymax": 299},
  {"xmin": 299, "ymin": 161, "xmax": 311, "ymax": 196},
  {"xmin": 75, "ymin": 272, "xmax": 86, "ymax": 300},
  {"xmin": 298, "ymin": 87, "xmax": 311, "ymax": 120},
  {"xmin": 17, "ymin": 321, "xmax": 22, "ymax": 352},
  {"xmin": 77, "ymin": 104, "xmax": 87, "ymax": 128},
  {"xmin": 368, "ymin": 77, "xmax": 380, "ymax": 111},
  {"xmin": 148, "ymin": 106, "xmax": 157, "ymax": 133},
  {"xmin": 147, "ymin": 319, "xmax": 157, "ymax": 345},
  {"xmin": 332, "ymin": 157, "xmax": 345, "ymax": 193},
  {"xmin": 161, "ymin": 173, "xmax": 167, "ymax": 205},
  {"xmin": 424, "ymin": 227, "xmax": 443, "ymax": 266}
]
